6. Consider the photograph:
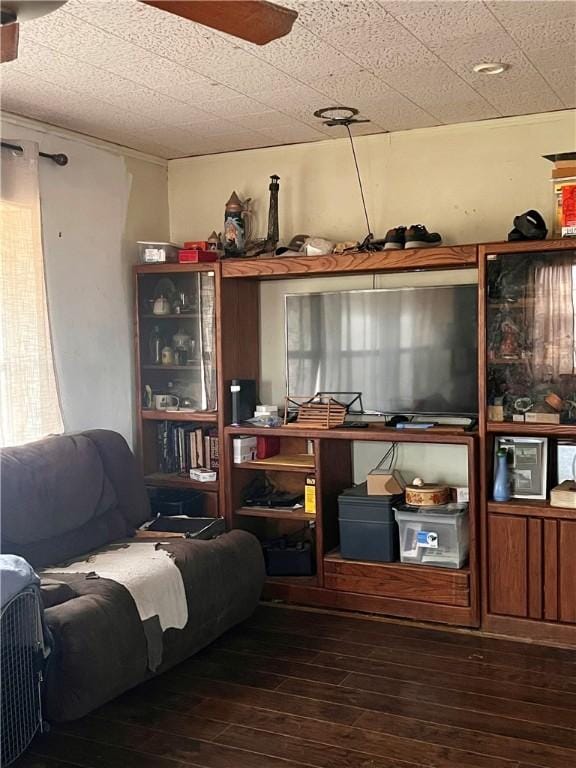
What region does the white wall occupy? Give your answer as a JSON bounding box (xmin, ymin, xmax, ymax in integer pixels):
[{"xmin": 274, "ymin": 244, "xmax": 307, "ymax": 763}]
[
  {"xmin": 169, "ymin": 110, "xmax": 576, "ymax": 247},
  {"xmin": 1, "ymin": 117, "xmax": 170, "ymax": 445},
  {"xmin": 168, "ymin": 110, "xmax": 574, "ymax": 484}
]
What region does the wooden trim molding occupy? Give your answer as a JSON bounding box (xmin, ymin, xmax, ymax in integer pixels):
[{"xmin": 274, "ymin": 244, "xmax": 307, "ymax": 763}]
[{"xmin": 222, "ymin": 245, "xmax": 478, "ymax": 279}]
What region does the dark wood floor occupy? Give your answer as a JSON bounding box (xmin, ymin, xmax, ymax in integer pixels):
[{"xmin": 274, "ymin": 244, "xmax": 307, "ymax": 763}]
[{"xmin": 16, "ymin": 604, "xmax": 576, "ymax": 768}]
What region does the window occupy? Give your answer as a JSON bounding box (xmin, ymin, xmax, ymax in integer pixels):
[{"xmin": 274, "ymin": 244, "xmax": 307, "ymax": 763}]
[{"xmin": 0, "ymin": 141, "xmax": 63, "ymax": 447}]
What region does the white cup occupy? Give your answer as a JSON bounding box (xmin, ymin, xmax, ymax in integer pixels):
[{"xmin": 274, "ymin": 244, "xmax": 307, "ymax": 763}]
[{"xmin": 154, "ymin": 394, "xmax": 179, "ymax": 410}]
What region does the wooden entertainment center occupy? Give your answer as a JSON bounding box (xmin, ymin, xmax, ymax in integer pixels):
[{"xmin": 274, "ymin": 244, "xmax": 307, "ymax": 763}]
[{"xmin": 134, "ymin": 238, "xmax": 576, "ymax": 645}]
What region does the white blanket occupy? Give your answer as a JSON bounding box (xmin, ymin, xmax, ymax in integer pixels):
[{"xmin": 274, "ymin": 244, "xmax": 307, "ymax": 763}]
[{"xmin": 43, "ymin": 542, "xmax": 188, "ymax": 632}]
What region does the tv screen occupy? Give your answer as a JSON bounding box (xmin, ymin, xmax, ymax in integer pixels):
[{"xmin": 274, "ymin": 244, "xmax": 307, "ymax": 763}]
[{"xmin": 285, "ymin": 285, "xmax": 478, "ymax": 416}]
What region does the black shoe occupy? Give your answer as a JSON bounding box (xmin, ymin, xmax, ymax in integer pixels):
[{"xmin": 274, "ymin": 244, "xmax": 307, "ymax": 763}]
[
  {"xmin": 508, "ymin": 210, "xmax": 548, "ymax": 241},
  {"xmin": 405, "ymin": 225, "xmax": 442, "ymax": 248},
  {"xmin": 383, "ymin": 226, "xmax": 406, "ymax": 250}
]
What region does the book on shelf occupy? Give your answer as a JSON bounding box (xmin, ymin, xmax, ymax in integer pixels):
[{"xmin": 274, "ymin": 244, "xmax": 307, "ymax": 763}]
[{"xmin": 156, "ymin": 421, "xmax": 219, "ymax": 475}]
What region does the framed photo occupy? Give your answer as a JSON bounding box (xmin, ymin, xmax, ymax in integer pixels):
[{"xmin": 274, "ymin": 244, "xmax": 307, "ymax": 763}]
[{"xmin": 494, "ymin": 437, "xmax": 548, "ymax": 500}]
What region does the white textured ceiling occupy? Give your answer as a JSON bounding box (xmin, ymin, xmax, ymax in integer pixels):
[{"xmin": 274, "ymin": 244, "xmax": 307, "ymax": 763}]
[{"xmin": 1, "ymin": 0, "xmax": 575, "ymax": 159}]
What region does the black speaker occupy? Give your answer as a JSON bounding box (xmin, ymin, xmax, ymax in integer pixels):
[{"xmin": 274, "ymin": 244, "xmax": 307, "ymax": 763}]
[{"xmin": 230, "ymin": 379, "xmax": 257, "ymax": 425}]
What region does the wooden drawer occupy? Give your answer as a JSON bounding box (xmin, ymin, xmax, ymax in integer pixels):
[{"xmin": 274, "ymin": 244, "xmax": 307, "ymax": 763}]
[{"xmin": 324, "ymin": 553, "xmax": 470, "ymax": 607}]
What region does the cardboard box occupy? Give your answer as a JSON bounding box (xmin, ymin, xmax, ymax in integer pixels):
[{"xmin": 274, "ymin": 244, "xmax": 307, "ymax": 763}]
[
  {"xmin": 179, "ymin": 249, "xmax": 218, "ymax": 263},
  {"xmin": 366, "ymin": 469, "xmax": 406, "ymax": 496},
  {"xmin": 525, "ymin": 412, "xmax": 560, "ymax": 425},
  {"xmin": 450, "ymin": 486, "xmax": 469, "ymax": 503},
  {"xmin": 233, "ymin": 436, "xmax": 257, "ymax": 463},
  {"xmin": 305, "ymin": 476, "xmax": 316, "ymax": 515}
]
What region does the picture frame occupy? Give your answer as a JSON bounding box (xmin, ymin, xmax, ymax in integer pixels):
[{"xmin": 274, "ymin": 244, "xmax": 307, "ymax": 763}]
[{"xmin": 494, "ymin": 436, "xmax": 548, "ymax": 500}]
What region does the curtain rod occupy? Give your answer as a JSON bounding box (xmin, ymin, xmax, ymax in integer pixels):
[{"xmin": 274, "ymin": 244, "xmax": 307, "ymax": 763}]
[{"xmin": 1, "ymin": 141, "xmax": 68, "ymax": 166}]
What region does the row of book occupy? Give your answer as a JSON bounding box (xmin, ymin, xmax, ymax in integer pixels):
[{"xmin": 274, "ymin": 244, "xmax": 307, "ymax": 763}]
[{"xmin": 157, "ymin": 421, "xmax": 219, "ymax": 474}]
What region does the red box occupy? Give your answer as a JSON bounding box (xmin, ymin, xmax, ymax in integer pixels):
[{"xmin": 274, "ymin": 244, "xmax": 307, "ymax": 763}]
[
  {"xmin": 179, "ymin": 249, "xmax": 218, "ymax": 263},
  {"xmin": 257, "ymin": 436, "xmax": 280, "ymax": 459},
  {"xmin": 184, "ymin": 240, "xmax": 213, "ymax": 250}
]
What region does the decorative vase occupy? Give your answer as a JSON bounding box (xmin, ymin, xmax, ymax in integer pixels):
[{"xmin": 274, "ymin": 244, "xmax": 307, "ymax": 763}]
[
  {"xmin": 223, "ymin": 191, "xmax": 251, "ymax": 257},
  {"xmin": 493, "ymin": 448, "xmax": 511, "ymax": 502}
]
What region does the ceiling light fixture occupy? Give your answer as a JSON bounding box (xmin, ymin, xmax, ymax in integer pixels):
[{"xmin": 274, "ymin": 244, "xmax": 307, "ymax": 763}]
[
  {"xmin": 313, "ymin": 106, "xmax": 370, "ymax": 126},
  {"xmin": 314, "ymin": 106, "xmax": 374, "ymax": 249},
  {"xmin": 473, "ymin": 62, "xmax": 509, "ymax": 75}
]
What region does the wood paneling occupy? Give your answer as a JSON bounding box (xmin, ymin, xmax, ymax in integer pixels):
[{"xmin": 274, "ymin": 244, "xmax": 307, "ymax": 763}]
[
  {"xmin": 543, "ymin": 519, "xmax": 559, "ymax": 621},
  {"xmin": 487, "ymin": 514, "xmax": 528, "ymax": 617},
  {"xmin": 528, "ymin": 518, "xmax": 543, "ymax": 619},
  {"xmin": 263, "ymin": 579, "xmax": 477, "ymax": 626},
  {"xmin": 222, "ymin": 245, "xmax": 478, "ymax": 279},
  {"xmin": 558, "ymin": 520, "xmax": 576, "ymax": 623},
  {"xmin": 324, "ymin": 553, "xmax": 470, "ymax": 606}
]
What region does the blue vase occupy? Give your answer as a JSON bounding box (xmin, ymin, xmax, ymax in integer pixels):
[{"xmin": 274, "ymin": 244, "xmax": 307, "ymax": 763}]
[{"xmin": 493, "ymin": 449, "xmax": 511, "ymax": 502}]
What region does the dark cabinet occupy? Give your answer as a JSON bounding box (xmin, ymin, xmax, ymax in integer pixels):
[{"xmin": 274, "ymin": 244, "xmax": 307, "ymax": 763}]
[{"xmin": 487, "ymin": 512, "xmax": 576, "ymax": 625}]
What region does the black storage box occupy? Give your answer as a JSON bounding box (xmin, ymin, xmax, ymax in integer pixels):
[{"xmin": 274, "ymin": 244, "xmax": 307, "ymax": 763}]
[
  {"xmin": 262, "ymin": 539, "xmax": 314, "ymax": 576},
  {"xmin": 147, "ymin": 487, "xmax": 204, "ymax": 517},
  {"xmin": 338, "ymin": 482, "xmax": 403, "ymax": 562}
]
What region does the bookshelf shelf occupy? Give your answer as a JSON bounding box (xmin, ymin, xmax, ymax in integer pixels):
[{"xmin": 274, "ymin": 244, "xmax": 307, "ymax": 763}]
[
  {"xmin": 144, "ymin": 472, "xmax": 218, "ymax": 493},
  {"xmin": 234, "ymin": 506, "xmax": 314, "ymax": 521},
  {"xmin": 141, "ymin": 409, "xmax": 217, "ymax": 422},
  {"xmin": 234, "ymin": 454, "xmax": 315, "ymax": 473}
]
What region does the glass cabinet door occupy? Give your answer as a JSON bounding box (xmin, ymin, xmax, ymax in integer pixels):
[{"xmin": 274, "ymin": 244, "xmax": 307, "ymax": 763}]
[
  {"xmin": 486, "ymin": 248, "xmax": 576, "ymax": 425},
  {"xmin": 137, "ymin": 269, "xmax": 217, "ymax": 413}
]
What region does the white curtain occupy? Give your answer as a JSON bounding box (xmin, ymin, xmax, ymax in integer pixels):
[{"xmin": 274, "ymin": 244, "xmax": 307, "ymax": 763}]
[
  {"xmin": 532, "ymin": 258, "xmax": 575, "ymax": 378},
  {"xmin": 0, "ymin": 141, "xmax": 63, "ymax": 446}
]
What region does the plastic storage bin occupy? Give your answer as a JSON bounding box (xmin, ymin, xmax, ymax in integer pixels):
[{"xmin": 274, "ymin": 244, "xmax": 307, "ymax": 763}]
[
  {"xmin": 338, "ymin": 483, "xmax": 403, "ymax": 562},
  {"xmin": 394, "ymin": 503, "xmax": 469, "ymax": 569}
]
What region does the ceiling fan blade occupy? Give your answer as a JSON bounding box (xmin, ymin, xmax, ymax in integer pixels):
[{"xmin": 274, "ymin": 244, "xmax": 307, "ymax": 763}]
[
  {"xmin": 141, "ymin": 0, "xmax": 297, "ymax": 45},
  {"xmin": 0, "ymin": 19, "xmax": 19, "ymax": 62}
]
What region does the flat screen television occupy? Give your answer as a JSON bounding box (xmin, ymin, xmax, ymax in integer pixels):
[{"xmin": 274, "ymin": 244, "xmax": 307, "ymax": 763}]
[{"xmin": 285, "ymin": 285, "xmax": 478, "ymax": 416}]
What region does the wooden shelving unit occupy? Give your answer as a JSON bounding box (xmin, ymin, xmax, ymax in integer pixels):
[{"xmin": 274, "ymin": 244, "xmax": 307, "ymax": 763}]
[
  {"xmin": 225, "ymin": 424, "xmax": 478, "ymax": 627},
  {"xmin": 134, "ymin": 239, "xmax": 575, "ymax": 641},
  {"xmin": 479, "ymin": 240, "xmax": 576, "ymax": 645},
  {"xmin": 135, "ymin": 263, "xmax": 222, "ymax": 516}
]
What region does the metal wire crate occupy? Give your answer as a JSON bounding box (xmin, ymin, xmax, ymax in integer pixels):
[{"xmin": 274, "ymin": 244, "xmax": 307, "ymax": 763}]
[{"xmin": 1, "ymin": 587, "xmax": 46, "ymax": 766}]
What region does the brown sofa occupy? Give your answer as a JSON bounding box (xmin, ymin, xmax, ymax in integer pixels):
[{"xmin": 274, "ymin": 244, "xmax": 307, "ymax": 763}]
[{"xmin": 0, "ymin": 429, "xmax": 265, "ymax": 722}]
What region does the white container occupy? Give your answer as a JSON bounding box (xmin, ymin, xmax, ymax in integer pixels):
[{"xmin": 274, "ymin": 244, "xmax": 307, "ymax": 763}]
[
  {"xmin": 189, "ymin": 468, "xmax": 217, "ymax": 482},
  {"xmin": 233, "ymin": 436, "xmax": 257, "ymax": 463},
  {"xmin": 394, "ymin": 503, "xmax": 469, "ymax": 569},
  {"xmin": 255, "ymin": 404, "xmax": 279, "ymax": 416},
  {"xmin": 137, "ymin": 241, "xmax": 180, "ymax": 264}
]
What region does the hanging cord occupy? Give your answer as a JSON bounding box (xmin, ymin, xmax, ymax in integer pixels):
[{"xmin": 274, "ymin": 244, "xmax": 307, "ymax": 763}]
[
  {"xmin": 372, "ymin": 442, "xmax": 398, "ymax": 473},
  {"xmin": 345, "ymin": 123, "xmax": 372, "ymax": 242}
]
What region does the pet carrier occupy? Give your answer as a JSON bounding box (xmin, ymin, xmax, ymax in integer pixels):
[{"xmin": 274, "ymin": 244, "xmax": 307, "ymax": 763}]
[{"xmin": 1, "ymin": 586, "xmax": 46, "ymax": 766}]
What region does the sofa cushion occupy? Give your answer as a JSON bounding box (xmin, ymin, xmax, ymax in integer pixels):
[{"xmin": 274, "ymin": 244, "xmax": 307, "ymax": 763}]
[
  {"xmin": 81, "ymin": 430, "xmax": 151, "ymax": 529},
  {"xmin": 0, "ymin": 433, "xmax": 129, "ymax": 568}
]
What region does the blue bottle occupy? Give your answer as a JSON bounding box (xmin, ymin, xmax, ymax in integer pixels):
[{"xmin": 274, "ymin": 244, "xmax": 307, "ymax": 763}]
[{"xmin": 493, "ymin": 447, "xmax": 511, "ymax": 502}]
